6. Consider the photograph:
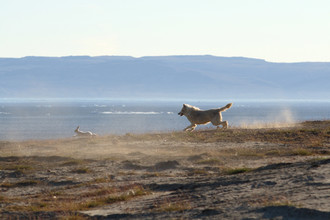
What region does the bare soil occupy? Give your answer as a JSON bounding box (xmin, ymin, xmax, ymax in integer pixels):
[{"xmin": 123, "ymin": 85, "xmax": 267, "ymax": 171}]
[{"xmin": 0, "ymin": 120, "xmax": 329, "ymax": 219}]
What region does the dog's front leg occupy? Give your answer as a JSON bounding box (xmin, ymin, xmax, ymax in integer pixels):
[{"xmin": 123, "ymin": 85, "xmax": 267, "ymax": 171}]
[{"xmin": 184, "ymin": 124, "xmax": 196, "ymax": 131}]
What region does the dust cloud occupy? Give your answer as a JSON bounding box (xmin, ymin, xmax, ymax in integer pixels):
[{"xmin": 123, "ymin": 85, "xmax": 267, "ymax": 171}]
[{"xmin": 237, "ymin": 108, "xmax": 296, "ymax": 129}]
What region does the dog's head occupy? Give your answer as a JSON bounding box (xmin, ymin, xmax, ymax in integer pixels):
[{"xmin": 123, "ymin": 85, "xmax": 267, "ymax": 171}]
[{"xmin": 178, "ymin": 104, "xmax": 187, "ymax": 116}]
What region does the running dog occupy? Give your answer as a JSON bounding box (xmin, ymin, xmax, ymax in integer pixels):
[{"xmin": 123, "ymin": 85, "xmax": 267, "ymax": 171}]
[
  {"xmin": 74, "ymin": 126, "xmax": 97, "ymax": 137},
  {"xmin": 178, "ymin": 103, "xmax": 233, "ymax": 131}
]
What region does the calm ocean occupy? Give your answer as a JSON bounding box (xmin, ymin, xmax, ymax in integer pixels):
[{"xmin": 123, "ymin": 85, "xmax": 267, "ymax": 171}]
[{"xmin": 0, "ymin": 99, "xmax": 329, "ymax": 140}]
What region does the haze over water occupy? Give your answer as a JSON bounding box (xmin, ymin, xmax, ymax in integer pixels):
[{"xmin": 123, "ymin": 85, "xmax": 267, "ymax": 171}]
[{"xmin": 0, "ymin": 99, "xmax": 329, "ymax": 141}]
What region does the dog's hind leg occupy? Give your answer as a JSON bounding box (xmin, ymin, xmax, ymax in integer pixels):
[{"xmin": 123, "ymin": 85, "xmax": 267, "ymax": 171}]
[
  {"xmin": 211, "ymin": 113, "xmax": 222, "ymax": 128},
  {"xmin": 216, "ymin": 121, "xmax": 228, "ymax": 129},
  {"xmin": 211, "ymin": 113, "xmax": 229, "ymax": 129},
  {"xmin": 184, "ymin": 124, "xmax": 197, "ymax": 132}
]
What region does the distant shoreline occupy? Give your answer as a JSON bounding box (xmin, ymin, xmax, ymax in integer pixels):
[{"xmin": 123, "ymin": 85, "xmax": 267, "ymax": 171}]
[
  {"xmin": 1, "ymin": 99, "xmax": 329, "ymax": 141},
  {"xmin": 1, "ymin": 120, "xmax": 329, "ymax": 143},
  {"xmin": 1, "ymin": 98, "xmax": 330, "ymax": 103}
]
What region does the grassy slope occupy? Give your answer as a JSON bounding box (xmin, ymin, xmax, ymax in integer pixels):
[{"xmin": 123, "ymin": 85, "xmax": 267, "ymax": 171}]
[{"xmin": 0, "ymin": 120, "xmax": 329, "ymax": 219}]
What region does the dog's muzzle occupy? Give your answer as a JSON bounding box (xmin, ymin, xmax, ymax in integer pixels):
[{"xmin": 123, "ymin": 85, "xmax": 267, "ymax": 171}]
[{"xmin": 178, "ymin": 112, "xmax": 183, "ymax": 116}]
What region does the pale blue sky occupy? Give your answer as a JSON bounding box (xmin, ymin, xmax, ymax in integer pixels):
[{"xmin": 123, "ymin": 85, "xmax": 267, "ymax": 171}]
[{"xmin": 1, "ymin": 0, "xmax": 329, "ymax": 62}]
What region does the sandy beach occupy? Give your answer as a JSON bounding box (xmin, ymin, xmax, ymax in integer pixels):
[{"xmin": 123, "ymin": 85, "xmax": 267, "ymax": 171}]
[{"xmin": 0, "ymin": 120, "xmax": 329, "ymax": 219}]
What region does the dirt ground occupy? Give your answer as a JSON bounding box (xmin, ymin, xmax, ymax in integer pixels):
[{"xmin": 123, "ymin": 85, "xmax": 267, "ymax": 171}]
[{"xmin": 0, "ymin": 120, "xmax": 329, "ymax": 219}]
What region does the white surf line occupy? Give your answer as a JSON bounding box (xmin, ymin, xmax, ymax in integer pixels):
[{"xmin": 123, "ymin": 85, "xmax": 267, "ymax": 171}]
[{"xmin": 101, "ymin": 111, "xmax": 161, "ymax": 115}]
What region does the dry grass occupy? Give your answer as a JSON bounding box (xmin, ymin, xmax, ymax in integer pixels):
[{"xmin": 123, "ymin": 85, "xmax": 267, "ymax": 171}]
[
  {"xmin": 153, "ymin": 197, "xmax": 192, "ymax": 212},
  {"xmin": 61, "ymin": 159, "xmax": 86, "ymax": 166},
  {"xmin": 72, "ymin": 167, "xmax": 91, "ymax": 174},
  {"xmin": 3, "ymin": 183, "xmax": 149, "ymax": 213},
  {"xmin": 188, "ymin": 168, "xmax": 211, "ymax": 176},
  {"xmin": 249, "ymin": 195, "xmax": 302, "ymax": 208},
  {"xmin": 5, "ymin": 121, "xmax": 325, "ymax": 150},
  {"xmin": 196, "ymin": 158, "xmax": 222, "ymax": 165},
  {"xmin": 0, "ymin": 120, "xmax": 329, "ymax": 219},
  {"xmin": 154, "ymin": 120, "xmax": 330, "ymax": 147},
  {"xmin": 0, "ymin": 180, "xmax": 40, "ymax": 188},
  {"xmin": 155, "ymin": 200, "xmax": 192, "ymax": 212},
  {"xmin": 223, "ymin": 167, "xmax": 253, "ymax": 175}
]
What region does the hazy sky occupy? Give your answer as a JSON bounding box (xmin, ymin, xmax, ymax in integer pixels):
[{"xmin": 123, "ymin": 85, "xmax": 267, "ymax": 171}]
[{"xmin": 1, "ymin": 0, "xmax": 330, "ymax": 62}]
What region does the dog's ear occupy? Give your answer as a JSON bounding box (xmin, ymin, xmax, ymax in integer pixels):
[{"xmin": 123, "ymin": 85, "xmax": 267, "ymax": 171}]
[{"xmin": 183, "ymin": 104, "xmax": 187, "ymax": 108}]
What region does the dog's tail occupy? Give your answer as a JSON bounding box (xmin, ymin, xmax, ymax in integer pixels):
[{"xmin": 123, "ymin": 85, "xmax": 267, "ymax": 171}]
[{"xmin": 218, "ymin": 103, "xmax": 233, "ymax": 112}]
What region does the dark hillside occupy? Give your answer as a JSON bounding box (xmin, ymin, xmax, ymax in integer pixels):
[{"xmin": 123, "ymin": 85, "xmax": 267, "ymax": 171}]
[{"xmin": 1, "ymin": 55, "xmax": 329, "ymax": 99}]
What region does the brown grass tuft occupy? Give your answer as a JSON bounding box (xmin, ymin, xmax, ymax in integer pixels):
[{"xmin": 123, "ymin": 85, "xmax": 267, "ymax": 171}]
[{"xmin": 223, "ymin": 167, "xmax": 253, "ymax": 175}]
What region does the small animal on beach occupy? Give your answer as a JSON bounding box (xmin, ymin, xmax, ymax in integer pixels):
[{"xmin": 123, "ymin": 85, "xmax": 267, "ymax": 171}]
[
  {"xmin": 178, "ymin": 103, "xmax": 233, "ymax": 131},
  {"xmin": 74, "ymin": 126, "xmax": 97, "ymax": 137}
]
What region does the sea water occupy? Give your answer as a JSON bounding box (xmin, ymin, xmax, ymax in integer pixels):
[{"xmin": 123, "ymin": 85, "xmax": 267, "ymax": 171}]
[{"xmin": 0, "ymin": 99, "xmax": 329, "ymax": 140}]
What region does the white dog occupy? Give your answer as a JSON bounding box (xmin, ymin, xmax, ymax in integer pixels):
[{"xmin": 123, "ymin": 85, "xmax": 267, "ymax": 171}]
[
  {"xmin": 178, "ymin": 103, "xmax": 233, "ymax": 131},
  {"xmin": 74, "ymin": 126, "xmax": 97, "ymax": 137}
]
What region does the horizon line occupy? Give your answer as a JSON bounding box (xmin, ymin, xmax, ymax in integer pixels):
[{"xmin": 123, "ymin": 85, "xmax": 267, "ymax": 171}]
[{"xmin": 1, "ymin": 54, "xmax": 330, "ymax": 64}]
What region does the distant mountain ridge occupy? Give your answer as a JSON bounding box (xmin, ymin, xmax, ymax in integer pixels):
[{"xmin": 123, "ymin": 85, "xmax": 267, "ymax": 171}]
[{"xmin": 0, "ymin": 55, "xmax": 329, "ymax": 100}]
